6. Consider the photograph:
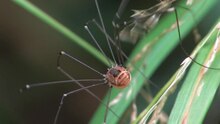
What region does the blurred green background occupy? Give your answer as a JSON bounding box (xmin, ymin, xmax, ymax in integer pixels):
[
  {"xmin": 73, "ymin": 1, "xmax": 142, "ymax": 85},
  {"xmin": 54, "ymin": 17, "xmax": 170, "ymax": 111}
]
[{"xmin": 0, "ymin": 0, "xmax": 219, "ymax": 124}]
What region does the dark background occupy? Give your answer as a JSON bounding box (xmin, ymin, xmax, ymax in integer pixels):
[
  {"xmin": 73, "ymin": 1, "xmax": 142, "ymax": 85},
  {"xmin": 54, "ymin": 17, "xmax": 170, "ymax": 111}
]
[{"xmin": 0, "ymin": 0, "xmax": 219, "ymax": 124}]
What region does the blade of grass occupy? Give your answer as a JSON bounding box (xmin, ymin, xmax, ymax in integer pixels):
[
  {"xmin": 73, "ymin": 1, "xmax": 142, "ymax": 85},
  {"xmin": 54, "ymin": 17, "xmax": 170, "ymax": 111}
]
[
  {"xmin": 12, "ymin": 0, "xmax": 110, "ymax": 66},
  {"xmin": 168, "ymin": 20, "xmax": 220, "ymax": 124},
  {"xmin": 132, "ymin": 58, "xmax": 192, "ymax": 123},
  {"xmin": 91, "ymin": 0, "xmax": 219, "ymax": 123},
  {"xmin": 132, "ymin": 19, "xmax": 220, "ymax": 124}
]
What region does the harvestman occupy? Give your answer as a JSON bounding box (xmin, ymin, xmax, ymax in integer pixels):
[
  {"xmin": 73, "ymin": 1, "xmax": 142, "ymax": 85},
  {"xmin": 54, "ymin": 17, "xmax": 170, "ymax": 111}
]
[
  {"xmin": 20, "ymin": 0, "xmax": 157, "ymax": 124},
  {"xmin": 21, "ymin": 0, "xmax": 219, "ymax": 123}
]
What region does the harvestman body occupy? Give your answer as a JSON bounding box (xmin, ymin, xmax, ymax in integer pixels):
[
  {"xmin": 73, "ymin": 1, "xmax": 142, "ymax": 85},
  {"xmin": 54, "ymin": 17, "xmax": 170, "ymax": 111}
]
[{"xmin": 106, "ymin": 65, "xmax": 131, "ymax": 88}]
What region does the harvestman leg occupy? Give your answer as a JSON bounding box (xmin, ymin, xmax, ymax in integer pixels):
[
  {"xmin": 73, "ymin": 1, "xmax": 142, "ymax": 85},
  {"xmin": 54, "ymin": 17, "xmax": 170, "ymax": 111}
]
[
  {"xmin": 53, "ymin": 81, "xmax": 107, "ymax": 124},
  {"xmin": 115, "ymin": 0, "xmax": 217, "ymax": 70},
  {"xmin": 103, "ymin": 87, "xmax": 112, "ymax": 124},
  {"xmin": 88, "ymin": 0, "xmax": 159, "ymax": 123},
  {"xmin": 89, "ymin": 19, "xmax": 159, "ymax": 89},
  {"xmin": 85, "ymin": 24, "xmax": 118, "ymax": 123},
  {"xmin": 84, "ymin": 25, "xmax": 113, "ymax": 66},
  {"xmin": 93, "ymin": 0, "xmax": 131, "ymax": 65},
  {"xmin": 23, "ymin": 52, "xmax": 119, "ymax": 124},
  {"xmin": 173, "ymin": 8, "xmax": 220, "ymax": 70},
  {"xmin": 154, "ymin": 3, "xmax": 218, "ymax": 70},
  {"xmin": 85, "ymin": 0, "xmax": 133, "ymax": 122},
  {"xmin": 85, "ymin": 25, "xmax": 121, "ymax": 123},
  {"xmin": 22, "ymin": 70, "xmax": 110, "ymax": 124},
  {"xmin": 113, "ymin": 0, "xmax": 132, "ymax": 65},
  {"xmin": 94, "ymin": 0, "xmax": 117, "ymax": 65},
  {"xmin": 57, "ymin": 51, "xmax": 119, "ymax": 123}
]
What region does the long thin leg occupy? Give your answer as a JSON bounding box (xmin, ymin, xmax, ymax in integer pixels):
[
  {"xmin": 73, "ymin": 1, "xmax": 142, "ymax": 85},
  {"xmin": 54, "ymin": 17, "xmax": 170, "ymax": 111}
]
[
  {"xmin": 112, "ymin": 0, "xmax": 132, "ymax": 65},
  {"xmin": 117, "ymin": 35, "xmax": 124, "ymax": 65},
  {"xmin": 103, "ymin": 87, "xmax": 112, "ymax": 124},
  {"xmin": 56, "ymin": 65, "xmax": 119, "ymax": 118},
  {"xmin": 166, "ymin": 4, "xmax": 220, "ymax": 70},
  {"xmin": 53, "ymin": 82, "xmax": 107, "ymax": 124},
  {"xmin": 113, "ymin": 0, "xmax": 131, "ymax": 22},
  {"xmin": 114, "ymin": 21, "xmax": 124, "ymax": 65},
  {"xmin": 174, "ymin": 8, "xmax": 220, "ymax": 70},
  {"xmin": 86, "ymin": 21, "xmax": 123, "ymax": 66},
  {"xmin": 84, "ymin": 25, "xmax": 113, "ymax": 66},
  {"xmin": 94, "ymin": 0, "xmax": 117, "ymax": 64},
  {"xmin": 20, "ymin": 79, "xmax": 105, "ymax": 92},
  {"xmin": 91, "ymin": 19, "xmax": 159, "ymax": 89},
  {"xmin": 57, "ymin": 51, "xmax": 105, "ymax": 76}
]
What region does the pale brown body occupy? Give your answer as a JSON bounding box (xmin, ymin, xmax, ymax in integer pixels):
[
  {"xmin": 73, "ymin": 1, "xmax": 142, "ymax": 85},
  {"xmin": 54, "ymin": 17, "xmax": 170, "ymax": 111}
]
[{"xmin": 105, "ymin": 65, "xmax": 131, "ymax": 88}]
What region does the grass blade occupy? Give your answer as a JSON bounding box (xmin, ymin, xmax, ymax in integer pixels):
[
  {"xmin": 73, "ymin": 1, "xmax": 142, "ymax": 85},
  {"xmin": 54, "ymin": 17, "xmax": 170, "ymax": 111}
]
[
  {"xmin": 168, "ymin": 20, "xmax": 220, "ymax": 124},
  {"xmin": 12, "ymin": 0, "xmax": 110, "ymax": 66},
  {"xmin": 133, "ymin": 19, "xmax": 220, "ymax": 124}
]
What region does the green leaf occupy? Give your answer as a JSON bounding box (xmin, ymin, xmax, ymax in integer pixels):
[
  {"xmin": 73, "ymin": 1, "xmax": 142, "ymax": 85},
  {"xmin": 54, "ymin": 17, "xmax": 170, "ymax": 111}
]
[
  {"xmin": 168, "ymin": 20, "xmax": 220, "ymax": 124},
  {"xmin": 133, "ymin": 19, "xmax": 220, "ymax": 124}
]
